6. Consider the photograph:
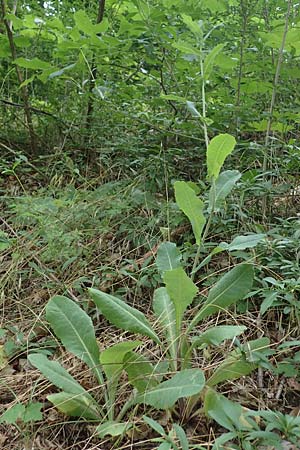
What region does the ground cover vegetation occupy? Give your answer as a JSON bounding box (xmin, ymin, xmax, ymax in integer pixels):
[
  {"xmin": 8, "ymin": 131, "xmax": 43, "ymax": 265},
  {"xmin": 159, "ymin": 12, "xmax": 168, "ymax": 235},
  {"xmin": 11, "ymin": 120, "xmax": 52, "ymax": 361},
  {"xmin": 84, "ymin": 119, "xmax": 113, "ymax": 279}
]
[{"xmin": 0, "ymin": 0, "xmax": 300, "ymax": 449}]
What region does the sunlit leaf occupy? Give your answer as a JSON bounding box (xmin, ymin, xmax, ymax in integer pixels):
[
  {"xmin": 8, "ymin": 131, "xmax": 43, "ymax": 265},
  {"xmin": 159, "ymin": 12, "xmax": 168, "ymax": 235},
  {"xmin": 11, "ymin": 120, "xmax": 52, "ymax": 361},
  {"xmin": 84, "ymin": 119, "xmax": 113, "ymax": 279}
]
[
  {"xmin": 206, "ymin": 134, "xmax": 236, "ymax": 180},
  {"xmin": 174, "ymin": 181, "xmax": 205, "ymax": 245}
]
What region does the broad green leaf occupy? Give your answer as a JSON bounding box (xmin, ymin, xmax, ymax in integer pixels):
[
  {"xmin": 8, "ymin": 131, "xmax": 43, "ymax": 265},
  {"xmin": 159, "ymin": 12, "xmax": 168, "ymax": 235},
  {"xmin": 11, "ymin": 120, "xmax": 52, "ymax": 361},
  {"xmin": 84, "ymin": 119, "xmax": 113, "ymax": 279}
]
[
  {"xmin": 23, "ymin": 403, "xmax": 43, "ymax": 423},
  {"xmin": 46, "ymin": 296, "xmax": 103, "ymax": 384},
  {"xmin": 202, "ymin": 0, "xmax": 226, "ymax": 12},
  {"xmin": 28, "ymin": 353, "xmax": 92, "ymax": 395},
  {"xmin": 188, "ymin": 264, "xmax": 254, "ymax": 331},
  {"xmin": 208, "ymin": 170, "xmax": 241, "ymax": 212},
  {"xmin": 172, "ymin": 40, "xmax": 201, "ymax": 56},
  {"xmin": 174, "ymin": 181, "xmax": 205, "ymax": 245},
  {"xmin": 28, "ymin": 353, "xmax": 100, "ymax": 416},
  {"xmin": 5, "ymin": 14, "xmax": 24, "ymax": 29},
  {"xmin": 204, "ymin": 43, "xmax": 225, "ymax": 80},
  {"xmin": 207, "ymin": 358, "xmax": 256, "ymax": 386},
  {"xmin": 153, "ymin": 288, "xmax": 177, "ymax": 368},
  {"xmin": 158, "ymin": 443, "xmax": 172, "ymax": 450},
  {"xmin": 0, "ymin": 37, "xmax": 10, "ymax": 57},
  {"xmin": 191, "ymin": 325, "xmax": 246, "ymax": 348},
  {"xmin": 47, "ymin": 391, "xmax": 100, "ymax": 420},
  {"xmin": 0, "ymin": 404, "xmax": 25, "ymax": 424},
  {"xmin": 136, "ymin": 369, "xmax": 205, "ymax": 409},
  {"xmin": 220, "ymin": 234, "xmax": 266, "ymax": 251},
  {"xmin": 181, "ymin": 14, "xmax": 203, "ymax": 37},
  {"xmin": 260, "ymin": 292, "xmax": 278, "ymax": 316},
  {"xmin": 93, "ymin": 18, "xmax": 109, "ymax": 34},
  {"xmin": 89, "ymin": 288, "xmax": 160, "ymax": 344},
  {"xmin": 47, "ymin": 17, "xmax": 65, "ymax": 30},
  {"xmin": 173, "ymin": 423, "xmax": 189, "ymax": 450},
  {"xmin": 14, "ymin": 36, "xmax": 31, "ymax": 48},
  {"xmin": 211, "ymin": 432, "xmax": 237, "ymax": 450},
  {"xmin": 100, "ymin": 340, "xmax": 142, "ymax": 381},
  {"xmin": 143, "ymin": 415, "xmax": 165, "ymax": 435},
  {"xmin": 13, "ymin": 57, "xmax": 52, "ymax": 70},
  {"xmin": 206, "ymin": 134, "xmax": 236, "ymax": 180},
  {"xmin": 204, "ymin": 390, "xmax": 245, "ymax": 431},
  {"xmin": 74, "ymin": 10, "xmax": 93, "ymax": 34},
  {"xmin": 207, "ymin": 346, "xmax": 259, "ymax": 387},
  {"xmin": 19, "ymin": 75, "xmax": 36, "ymax": 87},
  {"xmin": 96, "ymin": 421, "xmax": 131, "ymax": 438},
  {"xmin": 156, "ymin": 242, "xmax": 182, "ymax": 273},
  {"xmin": 164, "ymin": 268, "xmax": 197, "ymax": 332},
  {"xmin": 124, "ymin": 351, "xmax": 158, "ymax": 393}
]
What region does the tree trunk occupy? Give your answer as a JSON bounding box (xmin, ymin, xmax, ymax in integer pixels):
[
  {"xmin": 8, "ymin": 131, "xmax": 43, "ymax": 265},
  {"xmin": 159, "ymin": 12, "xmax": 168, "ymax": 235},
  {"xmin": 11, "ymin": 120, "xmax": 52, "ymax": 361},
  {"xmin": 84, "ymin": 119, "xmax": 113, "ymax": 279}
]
[{"xmin": 1, "ymin": 0, "xmax": 37, "ymax": 153}]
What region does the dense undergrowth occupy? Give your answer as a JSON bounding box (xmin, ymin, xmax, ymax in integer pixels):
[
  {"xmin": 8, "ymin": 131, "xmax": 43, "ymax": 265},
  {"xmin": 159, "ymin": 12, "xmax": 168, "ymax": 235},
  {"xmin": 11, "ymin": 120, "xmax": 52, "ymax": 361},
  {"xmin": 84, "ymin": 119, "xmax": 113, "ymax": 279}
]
[{"xmin": 1, "ymin": 140, "xmax": 300, "ymax": 450}]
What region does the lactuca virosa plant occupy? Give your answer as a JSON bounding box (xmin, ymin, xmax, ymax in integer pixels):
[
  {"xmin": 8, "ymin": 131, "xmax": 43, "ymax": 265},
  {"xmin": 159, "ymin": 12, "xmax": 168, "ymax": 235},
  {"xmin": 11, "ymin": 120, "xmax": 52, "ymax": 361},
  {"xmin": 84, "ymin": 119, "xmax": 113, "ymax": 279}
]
[{"xmin": 29, "ymin": 133, "xmax": 269, "ymax": 438}]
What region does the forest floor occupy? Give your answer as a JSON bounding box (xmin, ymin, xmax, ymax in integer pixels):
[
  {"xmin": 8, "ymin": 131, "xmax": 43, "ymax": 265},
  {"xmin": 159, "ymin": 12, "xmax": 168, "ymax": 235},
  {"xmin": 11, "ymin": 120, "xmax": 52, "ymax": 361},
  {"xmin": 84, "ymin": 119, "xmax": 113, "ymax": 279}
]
[{"xmin": 0, "ymin": 148, "xmax": 300, "ymax": 450}]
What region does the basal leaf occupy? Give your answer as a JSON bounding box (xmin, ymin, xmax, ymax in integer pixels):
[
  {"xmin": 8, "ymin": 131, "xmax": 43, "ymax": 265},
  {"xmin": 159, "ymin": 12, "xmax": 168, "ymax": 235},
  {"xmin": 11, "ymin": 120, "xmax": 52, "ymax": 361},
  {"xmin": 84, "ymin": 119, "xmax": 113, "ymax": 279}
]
[
  {"xmin": 173, "ymin": 423, "xmax": 189, "ymax": 450},
  {"xmin": 174, "ymin": 181, "xmax": 205, "ymax": 245},
  {"xmin": 153, "ymin": 287, "xmax": 177, "ymax": 368},
  {"xmin": 192, "ymin": 325, "xmax": 247, "ymax": 348},
  {"xmin": 206, "ymin": 134, "xmax": 236, "ymax": 180},
  {"xmin": 204, "ymin": 390, "xmax": 244, "ymax": 431},
  {"xmin": 100, "ymin": 340, "xmax": 142, "ymax": 381},
  {"xmin": 143, "ymin": 415, "xmax": 165, "ymax": 436},
  {"xmin": 96, "ymin": 421, "xmax": 131, "ymax": 438},
  {"xmin": 28, "ymin": 353, "xmax": 91, "ymax": 395},
  {"xmin": 136, "ymin": 368, "xmax": 205, "ymax": 410},
  {"xmin": 0, "ymin": 404, "xmax": 25, "ymax": 424},
  {"xmin": 124, "ymin": 351, "xmax": 158, "ymax": 392},
  {"xmin": 89, "ymin": 288, "xmax": 160, "ymax": 344},
  {"xmin": 46, "ymin": 296, "xmax": 103, "ymax": 384},
  {"xmin": 23, "ymin": 402, "xmax": 43, "ymax": 423},
  {"xmin": 207, "ymin": 358, "xmax": 255, "ymax": 387},
  {"xmin": 47, "ymin": 391, "xmax": 100, "ymax": 420}
]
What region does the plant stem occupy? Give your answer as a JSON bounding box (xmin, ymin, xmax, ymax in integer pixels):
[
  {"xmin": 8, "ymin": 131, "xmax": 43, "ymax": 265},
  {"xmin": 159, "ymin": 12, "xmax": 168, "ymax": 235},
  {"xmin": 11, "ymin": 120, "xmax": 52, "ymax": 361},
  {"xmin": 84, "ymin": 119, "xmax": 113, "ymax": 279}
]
[
  {"xmin": 191, "ymin": 179, "xmax": 216, "ymax": 280},
  {"xmin": 200, "ymin": 49, "xmax": 209, "ymax": 151},
  {"xmin": 261, "ymin": 0, "xmax": 292, "ymax": 218}
]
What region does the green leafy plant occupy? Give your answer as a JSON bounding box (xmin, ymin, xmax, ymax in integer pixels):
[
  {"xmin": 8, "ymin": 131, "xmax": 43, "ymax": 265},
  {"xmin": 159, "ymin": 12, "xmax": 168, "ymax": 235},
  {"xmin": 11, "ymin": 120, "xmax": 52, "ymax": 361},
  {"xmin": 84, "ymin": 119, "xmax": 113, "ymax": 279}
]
[
  {"xmin": 143, "ymin": 414, "xmax": 205, "ymax": 450},
  {"xmin": 205, "ymin": 390, "xmax": 300, "ymax": 449},
  {"xmin": 28, "ymin": 133, "xmax": 270, "ymax": 439}
]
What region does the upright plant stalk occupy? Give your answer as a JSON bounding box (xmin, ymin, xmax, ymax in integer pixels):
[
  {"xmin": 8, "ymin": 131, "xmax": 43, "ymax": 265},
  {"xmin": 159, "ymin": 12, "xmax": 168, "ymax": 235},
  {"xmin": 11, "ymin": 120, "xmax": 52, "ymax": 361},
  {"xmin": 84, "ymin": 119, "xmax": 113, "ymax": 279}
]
[
  {"xmin": 85, "ymin": 0, "xmax": 106, "ymax": 137},
  {"xmin": 191, "ymin": 179, "xmax": 215, "ymax": 281},
  {"xmin": 190, "ymin": 44, "xmax": 210, "ymax": 281},
  {"xmin": 1, "ymin": 0, "xmax": 37, "ymax": 153},
  {"xmin": 200, "ymin": 49, "xmax": 209, "ymax": 151},
  {"xmin": 261, "ymin": 0, "xmax": 292, "ymax": 218}
]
